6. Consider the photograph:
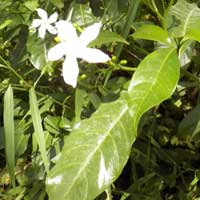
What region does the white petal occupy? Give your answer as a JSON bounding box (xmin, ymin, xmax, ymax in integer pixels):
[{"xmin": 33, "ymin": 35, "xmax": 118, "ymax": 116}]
[
  {"xmin": 62, "ymin": 56, "xmax": 79, "ymax": 88},
  {"xmin": 30, "ymin": 19, "xmax": 42, "ymax": 28},
  {"xmin": 46, "ymin": 25, "xmax": 57, "ymax": 35},
  {"xmin": 79, "ymin": 22, "xmax": 101, "ymax": 46},
  {"xmin": 48, "ymin": 43, "xmax": 68, "ymax": 61},
  {"xmin": 38, "ymin": 25, "xmax": 46, "ymax": 39},
  {"xmin": 48, "ymin": 12, "xmax": 58, "ymax": 23},
  {"xmin": 56, "ymin": 20, "xmax": 78, "ymax": 42},
  {"xmin": 78, "ymin": 47, "xmax": 110, "ymax": 63},
  {"xmin": 36, "ymin": 8, "xmax": 48, "ymax": 21}
]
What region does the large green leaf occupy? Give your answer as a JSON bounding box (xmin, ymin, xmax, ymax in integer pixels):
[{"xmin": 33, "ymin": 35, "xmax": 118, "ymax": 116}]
[
  {"xmin": 164, "ymin": 0, "xmax": 200, "ymax": 37},
  {"xmin": 46, "ymin": 47, "xmax": 180, "ymax": 200}
]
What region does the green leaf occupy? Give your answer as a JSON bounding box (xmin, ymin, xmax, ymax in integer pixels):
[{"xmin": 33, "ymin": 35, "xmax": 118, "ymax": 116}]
[
  {"xmin": 128, "ymin": 47, "xmax": 180, "ymax": 119},
  {"xmin": 184, "ymin": 29, "xmax": 200, "ymax": 42},
  {"xmin": 75, "ymin": 88, "xmax": 87, "ymax": 122},
  {"xmin": 29, "ymin": 88, "xmax": 48, "ymax": 172},
  {"xmin": 24, "ymin": 0, "xmax": 39, "ymax": 11},
  {"xmin": 72, "ymin": 3, "xmax": 96, "ymax": 26},
  {"xmin": 165, "ymin": 0, "xmax": 200, "ymax": 37},
  {"xmin": 10, "ymin": 25, "xmax": 29, "ymax": 66},
  {"xmin": 46, "ymin": 47, "xmax": 180, "ymax": 200},
  {"xmin": 178, "ymin": 104, "xmax": 200, "ymax": 140},
  {"xmin": 27, "ymin": 34, "xmax": 47, "ymax": 70},
  {"xmin": 3, "ymin": 85, "xmax": 15, "ymax": 187},
  {"xmin": 89, "ymin": 30, "xmax": 128, "ymax": 47},
  {"xmin": 47, "ymin": 99, "xmax": 135, "ymax": 200},
  {"xmin": 131, "ymin": 24, "xmax": 170, "ymax": 44},
  {"xmin": 0, "ymin": 19, "xmax": 13, "ymax": 30},
  {"xmin": 15, "ymin": 120, "xmax": 29, "ymax": 158},
  {"xmin": 179, "ymin": 40, "xmax": 194, "ymax": 66},
  {"xmin": 50, "ymin": 0, "xmax": 64, "ymax": 10}
]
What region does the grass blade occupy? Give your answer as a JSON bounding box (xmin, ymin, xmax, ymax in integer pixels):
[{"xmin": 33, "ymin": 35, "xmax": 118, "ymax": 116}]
[
  {"xmin": 3, "ymin": 85, "xmax": 15, "ymax": 187},
  {"xmin": 115, "ymin": 0, "xmax": 141, "ymax": 59},
  {"xmin": 29, "ymin": 87, "xmax": 49, "ymax": 172}
]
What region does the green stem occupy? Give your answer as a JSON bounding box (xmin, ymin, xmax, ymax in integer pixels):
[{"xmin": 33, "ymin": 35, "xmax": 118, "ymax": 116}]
[
  {"xmin": 0, "ymin": 56, "xmax": 30, "ymax": 88},
  {"xmin": 116, "ymin": 65, "xmax": 136, "ymax": 72}
]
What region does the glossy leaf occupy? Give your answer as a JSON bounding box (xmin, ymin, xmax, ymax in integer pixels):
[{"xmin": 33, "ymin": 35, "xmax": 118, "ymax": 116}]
[
  {"xmin": 131, "ymin": 24, "xmax": 170, "ymax": 44},
  {"xmin": 165, "ymin": 0, "xmax": 200, "ymax": 37},
  {"xmin": 3, "ymin": 85, "xmax": 15, "ymax": 187},
  {"xmin": 47, "ymin": 99, "xmax": 135, "ymax": 200},
  {"xmin": 29, "ymin": 88, "xmax": 49, "ymax": 172},
  {"xmin": 89, "ymin": 30, "xmax": 128, "ymax": 47},
  {"xmin": 128, "ymin": 47, "xmax": 180, "ymax": 119},
  {"xmin": 46, "ymin": 47, "xmax": 180, "ymax": 200}
]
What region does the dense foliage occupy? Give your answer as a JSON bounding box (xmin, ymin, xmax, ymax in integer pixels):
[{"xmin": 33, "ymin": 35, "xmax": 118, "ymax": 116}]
[{"xmin": 1, "ymin": 0, "xmax": 200, "ymax": 199}]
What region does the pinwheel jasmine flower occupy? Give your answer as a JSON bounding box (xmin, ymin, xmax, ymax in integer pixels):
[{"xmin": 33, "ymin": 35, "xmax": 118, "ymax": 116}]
[
  {"xmin": 30, "ymin": 8, "xmax": 58, "ymax": 39},
  {"xmin": 48, "ymin": 20, "xmax": 110, "ymax": 88}
]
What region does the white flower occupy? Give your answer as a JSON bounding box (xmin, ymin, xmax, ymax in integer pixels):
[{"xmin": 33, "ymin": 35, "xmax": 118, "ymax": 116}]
[
  {"xmin": 30, "ymin": 8, "xmax": 58, "ymax": 39},
  {"xmin": 48, "ymin": 20, "xmax": 110, "ymax": 88}
]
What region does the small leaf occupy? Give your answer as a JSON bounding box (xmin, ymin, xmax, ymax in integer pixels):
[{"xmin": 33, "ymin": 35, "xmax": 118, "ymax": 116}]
[
  {"xmin": 24, "ymin": 0, "xmax": 39, "ymax": 11},
  {"xmin": 50, "ymin": 0, "xmax": 63, "ymax": 9},
  {"xmin": 165, "ymin": 0, "xmax": 200, "ymax": 37},
  {"xmin": 0, "ymin": 19, "xmax": 13, "ymax": 30},
  {"xmin": 89, "ymin": 30, "xmax": 128, "ymax": 47},
  {"xmin": 29, "ymin": 88, "xmax": 49, "ymax": 172},
  {"xmin": 3, "ymin": 85, "xmax": 15, "ymax": 187},
  {"xmin": 72, "ymin": 3, "xmax": 96, "ymax": 26},
  {"xmin": 131, "ymin": 24, "xmax": 170, "ymax": 44}
]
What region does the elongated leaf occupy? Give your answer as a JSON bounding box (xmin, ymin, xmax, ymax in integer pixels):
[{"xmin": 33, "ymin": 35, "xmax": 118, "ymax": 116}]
[
  {"xmin": 165, "ymin": 0, "xmax": 200, "ymax": 37},
  {"xmin": 29, "ymin": 88, "xmax": 48, "ymax": 172},
  {"xmin": 89, "ymin": 30, "xmax": 128, "ymax": 47},
  {"xmin": 128, "ymin": 47, "xmax": 180, "ymax": 120},
  {"xmin": 46, "ymin": 47, "xmax": 180, "ymax": 200},
  {"xmin": 75, "ymin": 88, "xmax": 87, "ymax": 122},
  {"xmin": 131, "ymin": 24, "xmax": 170, "ymax": 44},
  {"xmin": 3, "ymin": 85, "xmax": 15, "ymax": 187}
]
